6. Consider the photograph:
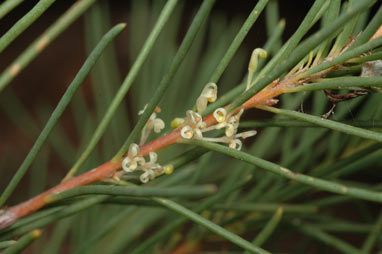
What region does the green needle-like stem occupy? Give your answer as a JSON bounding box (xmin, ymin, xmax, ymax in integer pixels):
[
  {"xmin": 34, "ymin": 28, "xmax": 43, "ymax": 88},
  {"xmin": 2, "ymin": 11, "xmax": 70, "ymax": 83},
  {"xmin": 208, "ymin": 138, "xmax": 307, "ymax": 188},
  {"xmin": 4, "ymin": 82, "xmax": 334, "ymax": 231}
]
[
  {"xmin": 186, "ymin": 140, "xmax": 382, "ymax": 203},
  {"xmin": 0, "ymin": 24, "xmax": 126, "ymax": 207},
  {"xmin": 0, "ymin": 0, "xmax": 56, "ymax": 54}
]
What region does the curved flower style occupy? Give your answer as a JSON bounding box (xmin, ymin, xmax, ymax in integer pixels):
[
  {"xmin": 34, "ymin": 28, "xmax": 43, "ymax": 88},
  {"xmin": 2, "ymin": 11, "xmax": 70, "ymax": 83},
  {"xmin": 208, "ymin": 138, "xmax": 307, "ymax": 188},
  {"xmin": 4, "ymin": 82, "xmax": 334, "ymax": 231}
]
[{"xmin": 196, "ymin": 82, "xmax": 217, "ymax": 114}]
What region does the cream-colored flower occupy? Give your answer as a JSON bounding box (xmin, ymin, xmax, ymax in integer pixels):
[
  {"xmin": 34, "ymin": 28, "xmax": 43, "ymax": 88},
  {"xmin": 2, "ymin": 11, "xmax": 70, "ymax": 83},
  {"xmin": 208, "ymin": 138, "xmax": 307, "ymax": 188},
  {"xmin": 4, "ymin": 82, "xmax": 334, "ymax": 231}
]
[
  {"xmin": 213, "ymin": 108, "xmax": 227, "ymax": 123},
  {"xmin": 229, "ymin": 139, "xmax": 242, "ymax": 150},
  {"xmin": 196, "ymin": 82, "xmax": 217, "ymax": 114},
  {"xmin": 180, "ymin": 111, "xmax": 206, "ymax": 140},
  {"xmin": 139, "ymin": 107, "xmax": 166, "ymax": 144},
  {"xmin": 211, "ymin": 108, "xmax": 244, "ymax": 137},
  {"xmin": 122, "ymin": 147, "xmax": 165, "ymax": 183},
  {"xmin": 122, "ymin": 143, "xmax": 142, "ymax": 172},
  {"xmin": 247, "ymin": 48, "xmax": 267, "ymax": 90}
]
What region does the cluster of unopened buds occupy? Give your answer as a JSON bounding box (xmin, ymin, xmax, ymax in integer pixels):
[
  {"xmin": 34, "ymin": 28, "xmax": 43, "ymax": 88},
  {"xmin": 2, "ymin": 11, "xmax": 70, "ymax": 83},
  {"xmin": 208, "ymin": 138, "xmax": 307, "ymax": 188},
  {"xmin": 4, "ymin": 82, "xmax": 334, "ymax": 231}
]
[
  {"xmin": 177, "ymin": 82, "xmax": 257, "ymax": 150},
  {"xmin": 121, "ymin": 143, "xmax": 173, "ymax": 183}
]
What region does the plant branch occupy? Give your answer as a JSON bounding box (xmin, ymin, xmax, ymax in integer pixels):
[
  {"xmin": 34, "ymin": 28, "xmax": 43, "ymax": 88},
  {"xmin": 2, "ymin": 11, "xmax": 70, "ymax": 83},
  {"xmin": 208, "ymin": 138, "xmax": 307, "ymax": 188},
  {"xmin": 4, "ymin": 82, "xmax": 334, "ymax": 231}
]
[{"xmin": 1, "ymin": 8, "xmax": 380, "ymax": 233}]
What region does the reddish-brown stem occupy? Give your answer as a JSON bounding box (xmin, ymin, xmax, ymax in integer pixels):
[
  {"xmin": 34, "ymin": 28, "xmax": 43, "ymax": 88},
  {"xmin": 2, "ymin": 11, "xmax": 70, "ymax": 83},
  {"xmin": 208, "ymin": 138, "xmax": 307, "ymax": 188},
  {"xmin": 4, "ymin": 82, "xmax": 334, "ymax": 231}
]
[{"xmin": 0, "ymin": 79, "xmax": 287, "ymax": 231}]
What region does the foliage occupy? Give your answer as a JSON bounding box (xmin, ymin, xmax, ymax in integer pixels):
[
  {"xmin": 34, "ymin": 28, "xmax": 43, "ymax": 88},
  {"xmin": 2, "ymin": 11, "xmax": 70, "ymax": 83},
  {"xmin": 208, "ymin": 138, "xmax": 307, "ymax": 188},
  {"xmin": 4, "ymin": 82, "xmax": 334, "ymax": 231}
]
[{"xmin": 0, "ymin": 0, "xmax": 381, "ymax": 253}]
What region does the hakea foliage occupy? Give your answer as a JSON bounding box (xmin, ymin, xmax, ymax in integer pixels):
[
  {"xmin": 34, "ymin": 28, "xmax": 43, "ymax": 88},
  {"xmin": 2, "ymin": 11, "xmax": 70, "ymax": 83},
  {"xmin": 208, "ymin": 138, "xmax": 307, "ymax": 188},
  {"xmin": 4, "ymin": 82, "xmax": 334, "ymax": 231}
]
[{"xmin": 1, "ymin": 1, "xmax": 382, "ymax": 253}]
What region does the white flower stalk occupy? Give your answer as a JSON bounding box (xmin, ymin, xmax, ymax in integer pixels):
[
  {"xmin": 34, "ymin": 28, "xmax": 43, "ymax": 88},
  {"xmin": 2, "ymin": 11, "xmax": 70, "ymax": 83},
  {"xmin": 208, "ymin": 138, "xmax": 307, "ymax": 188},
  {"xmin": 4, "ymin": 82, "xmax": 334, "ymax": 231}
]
[
  {"xmin": 196, "ymin": 82, "xmax": 217, "ymax": 114},
  {"xmin": 246, "ymin": 48, "xmax": 267, "ymax": 90},
  {"xmin": 202, "ymin": 130, "xmax": 257, "ymax": 151},
  {"xmin": 138, "ymin": 105, "xmax": 165, "ymax": 145}
]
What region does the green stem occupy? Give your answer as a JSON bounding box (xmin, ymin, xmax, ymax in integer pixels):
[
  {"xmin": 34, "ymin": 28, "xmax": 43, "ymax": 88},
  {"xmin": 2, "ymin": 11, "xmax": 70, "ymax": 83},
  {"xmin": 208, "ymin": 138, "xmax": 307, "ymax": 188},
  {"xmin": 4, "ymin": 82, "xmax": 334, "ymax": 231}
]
[
  {"xmin": 114, "ymin": 0, "xmax": 216, "ymax": 159},
  {"xmin": 0, "ymin": 0, "xmax": 24, "ymax": 20},
  {"xmin": 251, "ymin": 0, "xmax": 326, "ymax": 87},
  {"xmin": 209, "ymin": 0, "xmax": 269, "ymax": 83},
  {"xmin": 130, "ymin": 175, "xmax": 252, "ymax": 254},
  {"xmin": 250, "ymin": 207, "xmax": 283, "ymax": 249},
  {"xmin": 0, "ymin": 197, "xmax": 107, "ymax": 240},
  {"xmin": 213, "ymin": 203, "xmax": 317, "ymax": 213},
  {"xmin": 0, "ymin": 0, "xmax": 56, "ymax": 54},
  {"xmin": 0, "ymin": 24, "xmax": 126, "ymax": 207},
  {"xmin": 203, "ymin": 17, "xmax": 285, "ymax": 117},
  {"xmin": 0, "ymin": 241, "xmax": 16, "ymax": 249},
  {"xmin": 347, "ymin": 4, "xmax": 382, "ymax": 51},
  {"xmin": 2, "ymin": 230, "xmax": 41, "ymax": 254},
  {"xmin": 258, "ymin": 105, "xmax": 382, "ymax": 142},
  {"xmin": 155, "ymin": 198, "xmax": 270, "ymax": 254},
  {"xmin": 349, "ymin": 51, "xmax": 382, "ymax": 64},
  {"xmin": 296, "ymin": 223, "xmax": 365, "ymax": 254},
  {"xmin": 0, "ymin": 0, "xmax": 97, "ymax": 92},
  {"xmin": 287, "ymin": 76, "xmax": 382, "ymax": 93},
  {"xmin": 265, "ymin": 0, "xmax": 281, "ymax": 52},
  {"xmin": 297, "ymin": 37, "xmax": 382, "ymax": 79},
  {"xmin": 47, "ymin": 185, "xmax": 216, "ymax": 202},
  {"xmin": 186, "ymin": 140, "xmax": 382, "ymax": 203},
  {"xmin": 239, "ymin": 119, "xmax": 382, "ymax": 128},
  {"xmin": 228, "ymin": 0, "xmax": 374, "ymax": 112},
  {"xmin": 362, "ymin": 211, "xmax": 382, "ymax": 252},
  {"xmin": 66, "ymin": 0, "xmax": 179, "ymax": 177}
]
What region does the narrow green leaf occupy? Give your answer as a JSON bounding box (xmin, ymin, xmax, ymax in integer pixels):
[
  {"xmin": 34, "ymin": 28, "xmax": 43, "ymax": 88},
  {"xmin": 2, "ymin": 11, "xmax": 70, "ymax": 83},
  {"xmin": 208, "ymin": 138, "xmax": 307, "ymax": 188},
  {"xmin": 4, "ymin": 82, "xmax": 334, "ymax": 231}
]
[
  {"xmin": 265, "ymin": 0, "xmax": 281, "ymax": 52},
  {"xmin": 296, "ymin": 223, "xmax": 364, "ymax": 254},
  {"xmin": 209, "ymin": 0, "xmax": 269, "ymax": 83},
  {"xmin": 249, "ymin": 207, "xmax": 283, "ymax": 250},
  {"xmin": 0, "ymin": 24, "xmax": 126, "ymax": 207},
  {"xmin": 0, "ymin": 0, "xmax": 24, "ymax": 20},
  {"xmin": 2, "ymin": 230, "xmax": 41, "ymax": 254},
  {"xmin": 114, "ymin": 0, "xmax": 216, "ymax": 158},
  {"xmin": 228, "ymin": 0, "xmax": 375, "ymax": 112},
  {"xmin": 297, "ymin": 37, "xmax": 382, "ymax": 79},
  {"xmin": 362, "ymin": 211, "xmax": 382, "ymax": 252},
  {"xmin": 155, "ymin": 198, "xmax": 270, "ymax": 254},
  {"xmin": 239, "ymin": 119, "xmax": 382, "ymax": 129},
  {"xmin": 251, "ymin": 0, "xmax": 326, "ymax": 87},
  {"xmin": 289, "ymin": 76, "xmax": 382, "ymax": 93},
  {"xmin": 213, "ymin": 203, "xmax": 316, "ymax": 213},
  {"xmin": 186, "ymin": 140, "xmax": 382, "ymax": 203},
  {"xmin": 0, "ymin": 0, "xmax": 97, "ymax": 92},
  {"xmin": 347, "ymin": 4, "xmax": 382, "ymax": 51},
  {"xmin": 67, "ymin": 0, "xmax": 179, "ymax": 177},
  {"xmin": 0, "ymin": 197, "xmax": 107, "ymax": 240},
  {"xmin": 84, "ymin": 0, "xmax": 129, "ymax": 158},
  {"xmin": 0, "ymin": 241, "xmax": 16, "ymax": 249},
  {"xmin": 130, "ymin": 176, "xmax": 251, "ymax": 254},
  {"xmin": 47, "ymin": 185, "xmax": 216, "ymax": 202},
  {"xmin": 0, "ymin": 0, "xmax": 56, "ymax": 54},
  {"xmin": 203, "ymin": 18, "xmax": 285, "ymax": 117},
  {"xmin": 258, "ymin": 105, "xmax": 382, "ymax": 142},
  {"xmin": 41, "ymin": 218, "xmax": 72, "ymax": 254}
]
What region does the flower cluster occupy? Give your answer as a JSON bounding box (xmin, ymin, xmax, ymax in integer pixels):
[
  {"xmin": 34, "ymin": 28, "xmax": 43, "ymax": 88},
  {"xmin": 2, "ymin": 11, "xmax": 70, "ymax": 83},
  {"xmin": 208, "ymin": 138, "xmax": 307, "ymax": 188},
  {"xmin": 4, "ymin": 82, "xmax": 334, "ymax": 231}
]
[
  {"xmin": 179, "ymin": 83, "xmax": 257, "ymax": 150},
  {"xmin": 122, "ymin": 143, "xmax": 171, "ymax": 183}
]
